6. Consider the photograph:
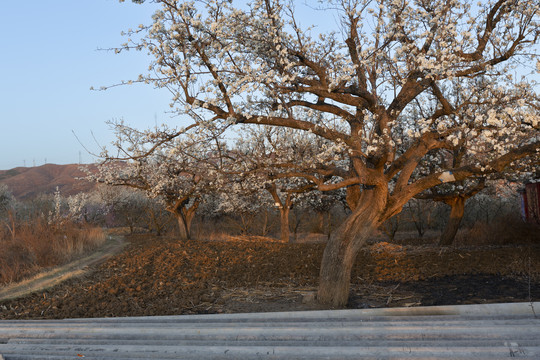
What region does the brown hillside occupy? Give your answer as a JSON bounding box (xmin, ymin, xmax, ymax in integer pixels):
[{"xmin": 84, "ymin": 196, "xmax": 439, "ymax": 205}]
[{"xmin": 0, "ymin": 164, "xmax": 96, "ymax": 199}]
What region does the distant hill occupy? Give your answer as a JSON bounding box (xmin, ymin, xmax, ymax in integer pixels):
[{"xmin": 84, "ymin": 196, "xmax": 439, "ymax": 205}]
[{"xmin": 0, "ymin": 164, "xmax": 96, "ymax": 199}]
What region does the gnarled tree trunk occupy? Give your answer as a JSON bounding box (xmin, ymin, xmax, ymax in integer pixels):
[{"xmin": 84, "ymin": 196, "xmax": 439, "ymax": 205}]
[
  {"xmin": 433, "ymin": 179, "xmax": 485, "ymax": 246},
  {"xmin": 175, "ymin": 212, "xmax": 191, "ymax": 240},
  {"xmin": 438, "ymin": 196, "xmax": 466, "ymax": 246},
  {"xmin": 169, "ymin": 198, "xmax": 200, "ymax": 241},
  {"xmin": 317, "ymin": 188, "xmax": 386, "ymax": 307},
  {"xmin": 345, "ymin": 184, "xmax": 361, "ymax": 211}
]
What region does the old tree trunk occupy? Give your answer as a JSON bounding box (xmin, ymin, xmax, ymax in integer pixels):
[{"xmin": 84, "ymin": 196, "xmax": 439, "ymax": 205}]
[
  {"xmin": 266, "ymin": 185, "xmax": 293, "ymax": 242},
  {"xmin": 175, "ymin": 212, "xmax": 192, "ymax": 240},
  {"xmin": 435, "ymin": 180, "xmax": 484, "ymax": 246},
  {"xmin": 279, "ymin": 206, "xmax": 291, "ymax": 242},
  {"xmin": 317, "ymin": 187, "xmax": 387, "ymax": 307},
  {"xmin": 438, "ymin": 196, "xmax": 466, "ymax": 246},
  {"xmin": 168, "ymin": 198, "xmax": 200, "ymax": 241}
]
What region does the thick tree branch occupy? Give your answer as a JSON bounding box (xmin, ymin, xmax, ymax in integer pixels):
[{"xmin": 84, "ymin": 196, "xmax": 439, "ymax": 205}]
[{"xmin": 406, "ymin": 141, "xmax": 540, "ymax": 198}]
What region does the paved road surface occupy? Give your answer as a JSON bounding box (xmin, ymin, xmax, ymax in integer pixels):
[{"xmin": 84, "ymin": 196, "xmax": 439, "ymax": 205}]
[{"xmin": 0, "ymin": 302, "xmax": 538, "ymax": 359}]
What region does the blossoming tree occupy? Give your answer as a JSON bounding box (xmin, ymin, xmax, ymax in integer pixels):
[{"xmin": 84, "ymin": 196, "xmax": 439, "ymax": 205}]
[
  {"xmin": 231, "ymin": 125, "xmax": 344, "ymax": 241},
  {"xmin": 406, "ymin": 78, "xmax": 539, "ymax": 245},
  {"xmin": 115, "ymin": 0, "xmax": 539, "ymax": 306},
  {"xmin": 90, "ymin": 121, "xmax": 224, "ymax": 240}
]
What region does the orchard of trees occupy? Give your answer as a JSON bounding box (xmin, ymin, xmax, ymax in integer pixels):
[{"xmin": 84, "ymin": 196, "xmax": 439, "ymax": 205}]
[{"xmin": 95, "ymin": 0, "xmax": 539, "ymax": 306}]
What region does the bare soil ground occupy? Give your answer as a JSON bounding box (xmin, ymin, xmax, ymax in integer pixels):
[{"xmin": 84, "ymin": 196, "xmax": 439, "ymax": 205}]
[{"xmin": 0, "ymin": 234, "xmax": 538, "ymax": 319}]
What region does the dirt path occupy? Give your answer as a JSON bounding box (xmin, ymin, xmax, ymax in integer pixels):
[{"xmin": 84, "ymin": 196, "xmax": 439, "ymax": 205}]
[{"xmin": 0, "ymin": 235, "xmax": 125, "ymax": 302}]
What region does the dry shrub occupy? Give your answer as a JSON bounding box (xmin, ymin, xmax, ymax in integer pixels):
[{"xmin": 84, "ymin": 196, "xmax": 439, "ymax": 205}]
[
  {"xmin": 0, "ymin": 242, "xmax": 38, "ymax": 284},
  {"xmin": 50, "ymin": 223, "xmax": 106, "ymax": 263},
  {"xmin": 0, "ymin": 221, "xmax": 106, "ymax": 285},
  {"xmin": 14, "ymin": 219, "xmax": 58, "ymax": 267},
  {"xmin": 455, "ymin": 216, "xmax": 539, "ymax": 246},
  {"xmin": 81, "ymin": 226, "xmax": 107, "ymax": 248}
]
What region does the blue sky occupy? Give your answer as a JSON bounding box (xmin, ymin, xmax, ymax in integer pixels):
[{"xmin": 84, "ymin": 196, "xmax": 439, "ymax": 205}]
[
  {"xmin": 0, "ymin": 1, "xmax": 172, "ymax": 170},
  {"xmin": 0, "ymin": 1, "xmax": 341, "ymax": 171},
  {"xmin": 1, "ymin": 2, "xmax": 537, "ymax": 170}
]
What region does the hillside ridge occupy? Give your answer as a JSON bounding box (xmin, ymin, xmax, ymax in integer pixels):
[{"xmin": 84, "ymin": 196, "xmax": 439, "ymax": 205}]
[{"xmin": 0, "ymin": 163, "xmax": 96, "ymax": 199}]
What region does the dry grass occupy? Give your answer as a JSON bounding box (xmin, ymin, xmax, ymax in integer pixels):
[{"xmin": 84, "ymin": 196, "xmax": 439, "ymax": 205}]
[
  {"xmin": 210, "ymin": 234, "xmax": 287, "ymax": 243},
  {"xmin": 455, "ymin": 217, "xmax": 539, "ymax": 247},
  {"xmin": 199, "ymin": 230, "xmax": 329, "ymax": 244},
  {"xmin": 0, "ymin": 221, "xmax": 106, "ymax": 285}
]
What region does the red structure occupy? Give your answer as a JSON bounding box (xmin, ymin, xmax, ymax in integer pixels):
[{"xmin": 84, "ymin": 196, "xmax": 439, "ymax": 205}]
[{"xmin": 519, "ymin": 182, "xmax": 540, "ymax": 224}]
